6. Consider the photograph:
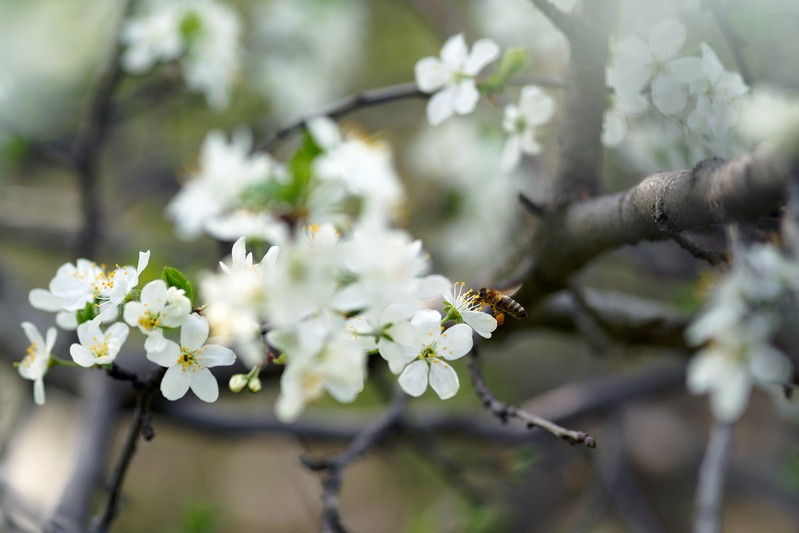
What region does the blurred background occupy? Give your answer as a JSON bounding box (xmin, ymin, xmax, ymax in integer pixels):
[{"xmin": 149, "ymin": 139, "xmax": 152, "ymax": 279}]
[{"xmin": 1, "ymin": 0, "xmax": 799, "ymax": 531}]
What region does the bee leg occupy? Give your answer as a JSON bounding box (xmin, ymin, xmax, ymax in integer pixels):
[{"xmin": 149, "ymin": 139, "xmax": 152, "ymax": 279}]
[{"xmin": 496, "ymin": 313, "xmax": 505, "ymax": 326}]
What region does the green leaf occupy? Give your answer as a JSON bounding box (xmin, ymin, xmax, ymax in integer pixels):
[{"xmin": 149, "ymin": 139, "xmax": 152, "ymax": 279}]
[
  {"xmin": 162, "ymin": 267, "xmax": 194, "ymax": 304},
  {"xmin": 76, "ymin": 302, "xmax": 96, "ymax": 326},
  {"xmin": 287, "ymin": 130, "xmax": 324, "ymax": 202},
  {"xmin": 481, "ymin": 47, "xmax": 529, "ymax": 95}
]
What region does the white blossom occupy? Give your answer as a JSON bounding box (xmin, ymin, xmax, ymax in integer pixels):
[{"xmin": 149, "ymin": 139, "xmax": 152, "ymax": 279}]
[
  {"xmin": 607, "ymin": 19, "xmax": 702, "ymax": 116},
  {"xmin": 267, "ymin": 319, "xmax": 366, "ymax": 422},
  {"xmin": 147, "ymin": 313, "xmax": 236, "ymax": 402},
  {"xmin": 69, "ymin": 322, "xmax": 130, "ymax": 368},
  {"xmin": 501, "ymin": 86, "xmax": 555, "ymax": 172},
  {"xmin": 18, "ymin": 322, "xmax": 56, "ymax": 406},
  {"xmin": 398, "ymin": 310, "xmax": 474, "ymax": 399},
  {"xmin": 442, "ymin": 282, "xmax": 497, "ymax": 339},
  {"xmin": 123, "ymin": 280, "xmax": 191, "ymax": 353},
  {"xmin": 91, "ymin": 251, "xmax": 151, "ymax": 325},
  {"xmin": 167, "ymin": 130, "xmax": 276, "ymax": 240},
  {"xmin": 415, "ymin": 33, "xmax": 500, "ymax": 125},
  {"xmin": 346, "ymin": 303, "xmax": 418, "ymax": 374},
  {"xmin": 686, "ymin": 43, "xmax": 749, "ymax": 139},
  {"xmin": 28, "ymin": 259, "xmax": 105, "ymax": 330}
]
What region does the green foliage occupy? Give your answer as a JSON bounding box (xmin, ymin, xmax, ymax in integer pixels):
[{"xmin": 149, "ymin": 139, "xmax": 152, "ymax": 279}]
[
  {"xmin": 162, "ymin": 266, "xmax": 195, "ymax": 305},
  {"xmin": 162, "ymin": 502, "xmax": 220, "ymax": 533},
  {"xmin": 288, "ymin": 129, "xmax": 324, "ymax": 202},
  {"xmin": 75, "ymin": 301, "xmax": 96, "ymax": 326},
  {"xmin": 481, "ymin": 47, "xmax": 529, "ymax": 95},
  {"xmin": 2, "ymin": 136, "xmax": 31, "ymax": 168}
]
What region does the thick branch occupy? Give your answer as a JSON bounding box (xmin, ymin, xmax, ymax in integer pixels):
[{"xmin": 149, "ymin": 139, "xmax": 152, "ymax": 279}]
[
  {"xmin": 519, "ymin": 146, "xmax": 793, "ymax": 306},
  {"xmin": 529, "ymin": 0, "xmax": 581, "ymax": 38},
  {"xmin": 468, "ymin": 346, "xmax": 596, "ymax": 447},
  {"xmin": 257, "ymin": 83, "xmax": 426, "ymax": 151}
]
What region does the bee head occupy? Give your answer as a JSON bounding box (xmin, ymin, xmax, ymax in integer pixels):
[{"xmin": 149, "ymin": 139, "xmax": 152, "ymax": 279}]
[{"xmin": 478, "ymin": 288, "xmax": 488, "ymax": 298}]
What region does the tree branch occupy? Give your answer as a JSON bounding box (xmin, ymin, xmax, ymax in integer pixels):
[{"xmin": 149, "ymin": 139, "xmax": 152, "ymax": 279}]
[
  {"xmin": 91, "ymin": 367, "xmax": 165, "ymax": 533},
  {"xmin": 694, "ymin": 420, "xmax": 735, "ymax": 533},
  {"xmin": 257, "ymin": 83, "xmax": 426, "ymax": 151},
  {"xmin": 528, "ymin": 0, "xmax": 582, "ymax": 38},
  {"xmin": 301, "ymin": 386, "xmax": 406, "ymax": 533},
  {"xmin": 517, "ymin": 146, "xmax": 793, "ymax": 307},
  {"xmin": 467, "ymin": 346, "xmax": 596, "ymax": 447}
]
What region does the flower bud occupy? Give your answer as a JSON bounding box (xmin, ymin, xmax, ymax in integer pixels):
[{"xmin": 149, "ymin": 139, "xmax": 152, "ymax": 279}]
[
  {"xmin": 228, "ymin": 374, "xmax": 248, "ymax": 393},
  {"xmin": 247, "ymin": 376, "xmax": 262, "ymax": 393}
]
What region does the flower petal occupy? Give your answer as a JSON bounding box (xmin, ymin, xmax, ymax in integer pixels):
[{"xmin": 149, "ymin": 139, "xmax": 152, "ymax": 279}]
[
  {"xmin": 398, "ymin": 360, "xmax": 429, "ymax": 397},
  {"xmin": 426, "ymin": 85, "xmax": 457, "ymax": 126},
  {"xmin": 437, "ymin": 323, "xmax": 473, "ymax": 360},
  {"xmin": 180, "ymin": 313, "xmax": 209, "ymax": 350},
  {"xmin": 33, "ymin": 379, "xmax": 45, "ymax": 406},
  {"xmin": 141, "ymin": 279, "xmax": 167, "ymax": 310},
  {"xmin": 70, "ymin": 344, "xmax": 97, "ymax": 368},
  {"xmin": 648, "ymin": 19, "xmax": 685, "ymax": 61},
  {"xmin": 190, "ymin": 368, "xmax": 220, "ymax": 403},
  {"xmin": 201, "ymin": 345, "xmax": 237, "ymax": 367},
  {"xmin": 429, "ymin": 359, "xmax": 460, "ymax": 399},
  {"xmin": 652, "ymin": 76, "xmax": 687, "ymax": 115},
  {"xmin": 441, "ymin": 33, "xmax": 468, "ymax": 69},
  {"xmin": 453, "ymin": 80, "xmax": 480, "ymax": 115},
  {"xmin": 415, "ymin": 57, "xmax": 449, "ymax": 93},
  {"xmin": 146, "ymin": 340, "xmax": 181, "ymax": 367},
  {"xmin": 29, "ymin": 289, "xmax": 63, "ymax": 312},
  {"xmin": 710, "ymin": 370, "xmax": 750, "ymax": 421},
  {"xmin": 463, "ymin": 38, "xmax": 500, "ymax": 75},
  {"xmin": 136, "ymin": 250, "xmax": 151, "ymax": 275},
  {"xmin": 161, "ymin": 364, "xmax": 191, "ymax": 401},
  {"xmin": 501, "ymin": 135, "xmax": 522, "ymax": 172}
]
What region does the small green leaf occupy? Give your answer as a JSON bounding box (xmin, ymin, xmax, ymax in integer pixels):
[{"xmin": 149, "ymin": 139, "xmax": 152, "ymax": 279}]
[
  {"xmin": 162, "ymin": 267, "xmax": 194, "ymax": 304},
  {"xmin": 481, "ymin": 47, "xmax": 529, "ymax": 95},
  {"xmin": 76, "ymin": 302, "xmax": 96, "ymax": 326},
  {"xmin": 287, "ymin": 130, "xmax": 324, "ymax": 201}
]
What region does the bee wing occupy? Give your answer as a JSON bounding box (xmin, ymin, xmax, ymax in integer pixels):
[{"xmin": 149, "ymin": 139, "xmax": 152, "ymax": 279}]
[{"xmin": 497, "ymin": 283, "xmax": 523, "ymax": 298}]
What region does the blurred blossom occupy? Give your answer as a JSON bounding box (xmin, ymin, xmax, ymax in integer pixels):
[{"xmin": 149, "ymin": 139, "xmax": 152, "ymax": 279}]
[
  {"xmin": 601, "ymin": 91, "xmax": 649, "ymax": 147},
  {"xmin": 406, "ymin": 118, "xmax": 522, "ymax": 282},
  {"xmin": 501, "ymin": 85, "xmax": 556, "ymax": 172},
  {"xmin": 472, "ymin": 0, "xmax": 569, "ymax": 53},
  {"xmin": 167, "ymin": 129, "xmax": 278, "ymax": 240},
  {"xmin": 18, "ymin": 322, "xmax": 56, "ymax": 406},
  {"xmin": 415, "ymin": 33, "xmax": 500, "ymax": 125},
  {"xmin": 251, "ymin": 0, "xmax": 368, "ymax": 121},
  {"xmin": 607, "ymin": 19, "xmax": 702, "ymax": 116},
  {"xmin": 735, "ymin": 87, "xmax": 799, "ymax": 146},
  {"xmin": 121, "ymin": 0, "xmax": 241, "ymax": 110},
  {"xmin": 686, "ymin": 244, "xmax": 797, "ymax": 421}
]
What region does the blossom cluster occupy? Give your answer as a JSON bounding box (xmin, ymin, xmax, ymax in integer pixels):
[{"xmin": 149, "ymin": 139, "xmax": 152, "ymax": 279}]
[
  {"xmin": 605, "ymin": 19, "xmax": 748, "ymax": 147},
  {"xmin": 20, "ymin": 251, "xmax": 236, "ymax": 404},
  {"xmin": 414, "ymin": 33, "xmax": 555, "ymax": 173},
  {"xmin": 686, "ymin": 244, "xmax": 797, "ymax": 421},
  {"xmin": 120, "ymin": 0, "xmax": 241, "ymax": 110}
]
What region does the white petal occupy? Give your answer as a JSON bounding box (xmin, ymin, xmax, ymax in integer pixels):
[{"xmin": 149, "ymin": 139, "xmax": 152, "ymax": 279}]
[
  {"xmin": 379, "ymin": 340, "xmax": 416, "ymax": 374},
  {"xmin": 56, "ymin": 311, "xmax": 78, "ymax": 331},
  {"xmin": 437, "ymin": 323, "xmax": 473, "ymax": 360},
  {"xmin": 426, "ymin": 86, "xmax": 457, "ymax": 125},
  {"xmin": 200, "ymin": 345, "xmax": 237, "ymax": 367},
  {"xmin": 501, "ymin": 135, "xmax": 522, "ymax": 172},
  {"xmin": 440, "ymin": 33, "xmax": 468, "ymax": 68},
  {"xmin": 33, "ymin": 379, "xmax": 45, "ymax": 406},
  {"xmin": 190, "ymin": 368, "xmax": 220, "ymax": 403},
  {"xmin": 414, "ymin": 275, "xmax": 451, "ymax": 299},
  {"xmin": 141, "ymin": 279, "xmax": 167, "ymax": 309},
  {"xmin": 652, "ymin": 76, "xmax": 687, "ymax": 115},
  {"xmin": 429, "ymin": 360, "xmax": 460, "ymax": 399},
  {"xmin": 415, "ymin": 57, "xmax": 449, "ymax": 93},
  {"xmin": 21, "ymin": 322, "xmax": 44, "ymax": 347},
  {"xmin": 106, "ymin": 322, "xmax": 130, "ymax": 345},
  {"xmin": 710, "ymin": 370, "xmax": 750, "ymax": 421},
  {"xmin": 750, "ymin": 346, "xmax": 791, "ymax": 383},
  {"xmin": 307, "ymin": 116, "xmax": 342, "ymax": 149},
  {"xmin": 146, "ymin": 340, "xmax": 181, "ymax": 367},
  {"xmin": 453, "ymin": 81, "xmax": 480, "ymax": 115},
  {"xmin": 602, "ymin": 109, "xmax": 627, "ymax": 147},
  {"xmin": 123, "ymin": 301, "xmax": 146, "ymax": 327},
  {"xmin": 462, "ymin": 311, "xmax": 497, "ymax": 339},
  {"xmin": 29, "ymin": 289, "xmax": 63, "ymax": 312},
  {"xmin": 463, "ymin": 38, "xmax": 500, "ymax": 75},
  {"xmin": 687, "ymin": 351, "xmax": 725, "ymax": 393},
  {"xmin": 161, "ymin": 365, "xmax": 191, "ymax": 401},
  {"xmin": 398, "ymin": 360, "xmax": 429, "ymax": 397},
  {"xmin": 144, "ymin": 329, "xmax": 167, "ymax": 353},
  {"xmin": 45, "ymin": 327, "xmax": 57, "ymax": 354},
  {"xmin": 180, "ymin": 313, "xmax": 209, "ymax": 350},
  {"xmin": 519, "ymin": 130, "xmax": 542, "ymax": 155},
  {"xmin": 70, "ymin": 344, "xmax": 97, "ymax": 368},
  {"xmin": 136, "ymin": 250, "xmax": 151, "ymax": 275},
  {"xmin": 666, "ymin": 57, "xmax": 704, "ymax": 85},
  {"xmin": 648, "ymin": 19, "xmax": 686, "ymax": 61}
]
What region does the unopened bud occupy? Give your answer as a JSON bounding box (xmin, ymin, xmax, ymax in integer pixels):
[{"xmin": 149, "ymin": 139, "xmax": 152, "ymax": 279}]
[
  {"xmin": 229, "ymin": 374, "xmax": 248, "ymax": 393},
  {"xmin": 247, "ymin": 376, "xmax": 262, "ymax": 393}
]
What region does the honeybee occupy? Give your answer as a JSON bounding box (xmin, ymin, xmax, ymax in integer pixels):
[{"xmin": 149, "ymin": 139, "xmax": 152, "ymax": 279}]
[{"xmin": 474, "ymin": 286, "xmax": 527, "ymax": 326}]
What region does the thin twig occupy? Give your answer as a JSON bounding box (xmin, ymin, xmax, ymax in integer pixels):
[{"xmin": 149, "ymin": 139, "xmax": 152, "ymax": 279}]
[
  {"xmin": 694, "ymin": 420, "xmax": 735, "ymax": 533},
  {"xmin": 567, "ymin": 282, "xmax": 614, "ymax": 357},
  {"xmin": 518, "ymin": 193, "xmax": 546, "ymax": 217},
  {"xmin": 301, "ymin": 387, "xmax": 406, "ymax": 533},
  {"xmin": 703, "ymin": 0, "xmax": 754, "ymax": 86},
  {"xmin": 91, "ymin": 367, "xmax": 165, "ymax": 533},
  {"xmin": 257, "ymin": 83, "xmax": 426, "ymax": 151},
  {"xmin": 467, "ymin": 346, "xmax": 596, "ymax": 448}
]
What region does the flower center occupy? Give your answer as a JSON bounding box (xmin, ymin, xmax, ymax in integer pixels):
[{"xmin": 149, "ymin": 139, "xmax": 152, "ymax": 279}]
[
  {"xmin": 89, "ymin": 335, "xmax": 111, "ymax": 359},
  {"xmin": 138, "ymin": 313, "xmax": 160, "ymax": 331},
  {"xmin": 179, "ymin": 347, "xmax": 205, "ymax": 371}
]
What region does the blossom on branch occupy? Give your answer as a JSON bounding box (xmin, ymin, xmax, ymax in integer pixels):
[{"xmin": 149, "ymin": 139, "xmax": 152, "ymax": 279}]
[
  {"xmin": 147, "ymin": 313, "xmax": 236, "ymax": 402},
  {"xmin": 18, "ymin": 322, "xmax": 56, "ymax": 406},
  {"xmin": 415, "ymin": 33, "xmax": 500, "ymax": 125},
  {"xmin": 123, "ymin": 279, "xmax": 192, "ymax": 354},
  {"xmin": 28, "ymin": 259, "xmax": 105, "ymax": 330},
  {"xmin": 501, "ymin": 85, "xmax": 555, "ymax": 172},
  {"xmin": 69, "ymin": 322, "xmax": 130, "ymax": 368}
]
